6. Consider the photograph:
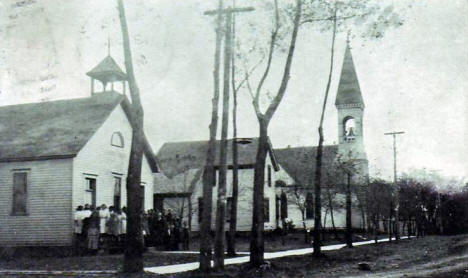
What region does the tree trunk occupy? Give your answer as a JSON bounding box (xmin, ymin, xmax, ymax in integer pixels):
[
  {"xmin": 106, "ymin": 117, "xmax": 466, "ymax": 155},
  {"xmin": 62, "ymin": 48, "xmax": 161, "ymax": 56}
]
[
  {"xmin": 117, "ymin": 0, "xmax": 145, "ymax": 273},
  {"xmin": 388, "ymin": 201, "xmax": 393, "ymax": 242},
  {"xmin": 374, "ymin": 214, "xmax": 379, "ymax": 243},
  {"xmin": 323, "ymin": 207, "xmax": 328, "ymax": 229},
  {"xmin": 313, "ymin": 8, "xmax": 337, "ymax": 256},
  {"xmin": 200, "ymin": 0, "xmax": 223, "ymax": 272},
  {"xmin": 227, "ymin": 6, "xmax": 239, "ymax": 258},
  {"xmin": 313, "ymin": 128, "xmax": 324, "ymax": 255},
  {"xmin": 346, "ymin": 173, "xmax": 353, "ymax": 248},
  {"xmin": 327, "ymin": 187, "xmax": 338, "ymax": 239},
  {"xmin": 248, "ymin": 0, "xmax": 302, "ymax": 267},
  {"xmin": 250, "ymin": 120, "xmax": 268, "ymax": 267},
  {"xmin": 214, "ymin": 11, "xmax": 233, "ymax": 270},
  {"xmin": 301, "ymin": 210, "xmax": 308, "ymax": 243}
]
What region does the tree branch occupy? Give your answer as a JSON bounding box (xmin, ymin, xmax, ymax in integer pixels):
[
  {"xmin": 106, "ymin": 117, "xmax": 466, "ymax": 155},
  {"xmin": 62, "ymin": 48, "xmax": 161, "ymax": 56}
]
[
  {"xmin": 254, "ymin": 0, "xmax": 280, "ymax": 112},
  {"xmin": 264, "ymin": 0, "xmax": 303, "ymax": 121}
]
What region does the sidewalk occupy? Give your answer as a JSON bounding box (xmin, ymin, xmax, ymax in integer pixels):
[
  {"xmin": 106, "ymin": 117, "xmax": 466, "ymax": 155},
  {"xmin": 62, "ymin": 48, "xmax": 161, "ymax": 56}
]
[{"xmin": 145, "ymin": 236, "xmax": 410, "ymax": 274}]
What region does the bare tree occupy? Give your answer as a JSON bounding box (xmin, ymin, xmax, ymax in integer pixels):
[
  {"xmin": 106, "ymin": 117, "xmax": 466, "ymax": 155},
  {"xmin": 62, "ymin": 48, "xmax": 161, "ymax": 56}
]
[
  {"xmin": 117, "ymin": 0, "xmax": 145, "ymax": 272},
  {"xmin": 243, "ymin": 0, "xmax": 303, "ymax": 266}
]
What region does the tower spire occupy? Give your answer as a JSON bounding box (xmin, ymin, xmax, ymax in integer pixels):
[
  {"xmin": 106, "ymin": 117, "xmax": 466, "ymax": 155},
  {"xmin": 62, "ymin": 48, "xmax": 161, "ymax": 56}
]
[{"xmin": 335, "ymin": 39, "xmax": 364, "ymax": 108}]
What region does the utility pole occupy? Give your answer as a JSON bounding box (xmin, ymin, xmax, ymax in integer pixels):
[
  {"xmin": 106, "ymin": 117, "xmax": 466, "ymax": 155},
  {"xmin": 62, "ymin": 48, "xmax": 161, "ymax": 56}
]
[
  {"xmin": 384, "ymin": 131, "xmax": 405, "ymax": 241},
  {"xmin": 204, "ymin": 5, "xmax": 254, "ymax": 270}
]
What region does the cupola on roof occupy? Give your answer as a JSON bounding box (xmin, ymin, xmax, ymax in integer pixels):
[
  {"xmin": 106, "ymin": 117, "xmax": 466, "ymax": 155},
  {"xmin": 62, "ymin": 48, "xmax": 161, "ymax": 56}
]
[
  {"xmin": 335, "ymin": 43, "xmax": 364, "ymax": 108},
  {"xmin": 86, "ymin": 55, "xmax": 127, "ymax": 83}
]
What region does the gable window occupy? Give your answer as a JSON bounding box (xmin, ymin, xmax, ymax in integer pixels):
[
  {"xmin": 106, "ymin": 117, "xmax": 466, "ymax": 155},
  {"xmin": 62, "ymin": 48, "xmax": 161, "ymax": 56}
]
[
  {"xmin": 84, "ymin": 177, "xmax": 97, "ymax": 208},
  {"xmin": 113, "ymin": 176, "xmax": 122, "ymax": 209},
  {"xmin": 12, "ymin": 172, "xmax": 28, "ymax": 215},
  {"xmin": 111, "ymin": 131, "xmax": 124, "ymax": 148},
  {"xmin": 263, "ymin": 198, "xmax": 270, "ymax": 223},
  {"xmin": 306, "ymin": 192, "xmax": 314, "ymax": 219}
]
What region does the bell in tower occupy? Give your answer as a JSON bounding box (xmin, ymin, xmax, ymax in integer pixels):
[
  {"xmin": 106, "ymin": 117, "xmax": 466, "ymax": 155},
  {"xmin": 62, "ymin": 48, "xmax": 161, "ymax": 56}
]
[
  {"xmin": 335, "ymin": 40, "xmax": 367, "ymax": 161},
  {"xmin": 86, "ymin": 44, "xmax": 127, "ymax": 96}
]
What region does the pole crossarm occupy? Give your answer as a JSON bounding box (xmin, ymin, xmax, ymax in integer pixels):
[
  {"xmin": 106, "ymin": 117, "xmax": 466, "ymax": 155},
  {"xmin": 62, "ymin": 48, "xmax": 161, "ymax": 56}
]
[
  {"xmin": 204, "ymin": 7, "xmax": 255, "ymax": 16},
  {"xmin": 384, "ymin": 131, "xmax": 405, "ymax": 135}
]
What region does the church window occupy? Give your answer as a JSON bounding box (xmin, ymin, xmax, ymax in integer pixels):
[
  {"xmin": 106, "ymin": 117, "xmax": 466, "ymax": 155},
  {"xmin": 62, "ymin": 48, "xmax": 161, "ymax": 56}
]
[
  {"xmin": 12, "ymin": 172, "xmax": 28, "ymax": 215},
  {"xmin": 305, "ymin": 193, "xmax": 314, "ymax": 219},
  {"xmin": 343, "ymin": 117, "xmax": 356, "ymax": 141},
  {"xmin": 198, "ymin": 197, "xmax": 203, "ymax": 222},
  {"xmin": 263, "ymin": 198, "xmax": 270, "ymax": 222},
  {"xmin": 111, "ymin": 132, "xmax": 124, "ymax": 148},
  {"xmin": 226, "ymin": 197, "xmax": 233, "ymax": 222},
  {"xmin": 267, "ymin": 165, "xmax": 272, "ymax": 187}
]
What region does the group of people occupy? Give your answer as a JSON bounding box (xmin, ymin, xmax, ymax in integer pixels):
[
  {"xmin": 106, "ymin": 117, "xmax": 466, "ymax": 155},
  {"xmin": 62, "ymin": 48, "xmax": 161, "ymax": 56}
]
[
  {"xmin": 74, "ymin": 204, "xmax": 127, "ymax": 254},
  {"xmin": 74, "ymin": 205, "xmax": 189, "ymax": 253},
  {"xmin": 146, "ymin": 208, "xmax": 190, "ymax": 251}
]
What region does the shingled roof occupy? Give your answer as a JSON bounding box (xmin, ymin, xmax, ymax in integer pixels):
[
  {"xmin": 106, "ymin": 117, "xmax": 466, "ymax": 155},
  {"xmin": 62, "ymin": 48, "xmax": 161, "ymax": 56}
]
[
  {"xmin": 0, "ymin": 92, "xmax": 158, "ymax": 172},
  {"xmin": 86, "ymin": 55, "xmax": 127, "ymax": 83},
  {"xmin": 274, "ymin": 145, "xmax": 338, "ymax": 187},
  {"xmin": 157, "ymin": 138, "xmax": 279, "ymax": 179},
  {"xmin": 335, "ymin": 44, "xmax": 364, "ymax": 108}
]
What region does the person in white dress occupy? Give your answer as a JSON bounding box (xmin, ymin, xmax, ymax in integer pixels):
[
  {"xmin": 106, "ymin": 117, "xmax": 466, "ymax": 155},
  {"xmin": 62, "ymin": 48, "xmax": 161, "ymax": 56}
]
[{"xmin": 98, "ymin": 204, "xmax": 110, "ymax": 235}]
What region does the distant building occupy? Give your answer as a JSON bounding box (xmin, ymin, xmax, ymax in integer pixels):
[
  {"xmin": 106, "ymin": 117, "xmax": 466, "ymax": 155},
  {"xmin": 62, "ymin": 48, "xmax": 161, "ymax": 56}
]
[
  {"xmin": 0, "ymin": 55, "xmax": 158, "ymax": 247},
  {"xmin": 154, "ymin": 138, "xmax": 290, "ymax": 232},
  {"xmin": 153, "ymin": 44, "xmax": 370, "ymax": 232},
  {"xmin": 274, "ymin": 42, "xmax": 369, "ymax": 230}
]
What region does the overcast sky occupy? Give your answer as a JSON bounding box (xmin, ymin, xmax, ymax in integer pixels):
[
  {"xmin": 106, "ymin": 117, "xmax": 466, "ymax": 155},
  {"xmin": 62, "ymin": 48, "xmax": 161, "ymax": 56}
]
[{"xmin": 0, "ymin": 0, "xmax": 466, "ymax": 181}]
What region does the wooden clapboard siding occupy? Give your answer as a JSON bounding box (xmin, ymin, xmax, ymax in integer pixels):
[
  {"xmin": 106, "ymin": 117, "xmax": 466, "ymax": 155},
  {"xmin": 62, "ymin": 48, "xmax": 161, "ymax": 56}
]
[
  {"xmin": 163, "ymin": 152, "xmax": 279, "ymax": 232},
  {"xmin": 0, "ymin": 158, "xmax": 73, "ymax": 246},
  {"xmin": 73, "ymin": 104, "xmax": 154, "ymax": 211}
]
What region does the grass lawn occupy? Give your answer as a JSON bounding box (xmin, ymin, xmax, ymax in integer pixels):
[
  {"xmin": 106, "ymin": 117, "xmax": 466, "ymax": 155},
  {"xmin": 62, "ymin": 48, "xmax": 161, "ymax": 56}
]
[{"xmin": 0, "ymin": 251, "xmax": 198, "ymax": 271}]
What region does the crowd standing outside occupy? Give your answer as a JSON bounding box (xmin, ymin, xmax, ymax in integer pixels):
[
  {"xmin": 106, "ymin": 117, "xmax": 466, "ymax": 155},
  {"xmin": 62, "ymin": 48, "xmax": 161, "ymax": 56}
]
[{"xmin": 74, "ymin": 205, "xmax": 189, "ymax": 254}]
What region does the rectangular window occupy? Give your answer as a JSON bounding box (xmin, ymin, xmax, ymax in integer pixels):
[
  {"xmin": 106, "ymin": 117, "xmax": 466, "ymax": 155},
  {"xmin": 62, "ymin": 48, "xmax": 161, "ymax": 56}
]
[
  {"xmin": 84, "ymin": 177, "xmax": 96, "ymax": 208},
  {"xmin": 12, "ymin": 172, "xmax": 28, "ymax": 215},
  {"xmin": 268, "ymin": 165, "xmax": 272, "ymax": 187},
  {"xmin": 198, "ymin": 197, "xmax": 203, "ymax": 222},
  {"xmin": 306, "ymin": 193, "xmax": 314, "ymax": 219},
  {"xmin": 226, "ymin": 197, "xmax": 233, "ymax": 222},
  {"xmin": 113, "ymin": 176, "xmax": 122, "ymax": 209},
  {"xmin": 140, "ymin": 184, "xmax": 145, "ymax": 212},
  {"xmin": 263, "ymin": 198, "xmax": 270, "ymax": 223}
]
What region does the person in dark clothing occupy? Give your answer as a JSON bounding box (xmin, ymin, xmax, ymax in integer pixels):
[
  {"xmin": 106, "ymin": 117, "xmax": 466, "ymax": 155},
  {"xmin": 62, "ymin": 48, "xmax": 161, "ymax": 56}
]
[
  {"xmin": 87, "ymin": 208, "xmax": 100, "ymax": 254},
  {"xmin": 181, "ymin": 221, "xmax": 190, "ymax": 250},
  {"xmin": 163, "ymin": 223, "xmax": 172, "ymax": 250},
  {"xmin": 170, "ymin": 222, "xmax": 179, "ymax": 251}
]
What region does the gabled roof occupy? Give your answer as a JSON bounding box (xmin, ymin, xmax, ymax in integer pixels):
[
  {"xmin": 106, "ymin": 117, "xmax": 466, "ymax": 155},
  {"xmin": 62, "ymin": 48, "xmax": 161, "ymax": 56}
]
[
  {"xmin": 86, "ymin": 55, "xmax": 127, "ymax": 83},
  {"xmin": 156, "ymin": 138, "xmax": 279, "ymax": 179},
  {"xmin": 0, "ymin": 92, "xmax": 158, "ymax": 172},
  {"xmin": 335, "ymin": 44, "xmax": 364, "ymax": 108},
  {"xmin": 274, "ymin": 145, "xmax": 338, "ymax": 187}
]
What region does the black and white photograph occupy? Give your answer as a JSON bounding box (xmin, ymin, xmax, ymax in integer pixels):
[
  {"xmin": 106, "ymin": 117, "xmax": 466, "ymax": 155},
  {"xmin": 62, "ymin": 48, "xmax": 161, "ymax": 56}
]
[{"xmin": 0, "ymin": 0, "xmax": 466, "ymax": 277}]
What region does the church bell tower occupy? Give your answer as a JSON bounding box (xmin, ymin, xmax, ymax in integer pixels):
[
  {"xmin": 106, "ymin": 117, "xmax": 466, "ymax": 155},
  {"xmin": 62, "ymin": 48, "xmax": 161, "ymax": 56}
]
[
  {"xmin": 335, "ymin": 42, "xmax": 368, "ymax": 166},
  {"xmin": 86, "ymin": 50, "xmax": 127, "ymax": 96}
]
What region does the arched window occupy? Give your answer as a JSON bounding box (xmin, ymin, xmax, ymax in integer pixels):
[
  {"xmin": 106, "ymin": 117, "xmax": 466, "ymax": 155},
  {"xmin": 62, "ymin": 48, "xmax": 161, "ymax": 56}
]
[
  {"xmin": 343, "ymin": 117, "xmax": 356, "ymax": 141},
  {"xmin": 111, "ymin": 132, "xmax": 124, "ymax": 148}
]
